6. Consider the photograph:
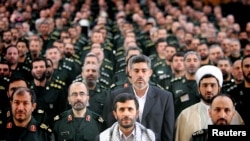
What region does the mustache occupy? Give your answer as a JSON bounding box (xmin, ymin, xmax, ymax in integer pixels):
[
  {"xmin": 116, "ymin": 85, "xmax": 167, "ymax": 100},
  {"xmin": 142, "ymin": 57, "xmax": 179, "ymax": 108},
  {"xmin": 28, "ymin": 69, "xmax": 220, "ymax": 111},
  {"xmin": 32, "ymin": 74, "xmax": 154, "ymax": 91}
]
[
  {"xmin": 122, "ymin": 116, "xmax": 132, "ymax": 121},
  {"xmin": 137, "ymin": 77, "xmax": 144, "ymax": 81},
  {"xmin": 216, "ymin": 118, "xmax": 227, "ymax": 123},
  {"xmin": 16, "ymin": 110, "xmax": 25, "ymax": 114},
  {"xmin": 74, "ymin": 100, "xmax": 84, "ymax": 105}
]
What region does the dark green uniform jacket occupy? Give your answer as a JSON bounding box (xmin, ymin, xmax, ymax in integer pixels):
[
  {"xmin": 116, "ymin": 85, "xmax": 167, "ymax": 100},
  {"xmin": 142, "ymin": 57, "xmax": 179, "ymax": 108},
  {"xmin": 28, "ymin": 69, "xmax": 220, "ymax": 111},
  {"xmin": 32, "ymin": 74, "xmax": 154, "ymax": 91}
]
[
  {"xmin": 53, "ymin": 109, "xmax": 104, "ymax": 141},
  {"xmin": 5, "ymin": 117, "xmax": 54, "ymax": 141}
]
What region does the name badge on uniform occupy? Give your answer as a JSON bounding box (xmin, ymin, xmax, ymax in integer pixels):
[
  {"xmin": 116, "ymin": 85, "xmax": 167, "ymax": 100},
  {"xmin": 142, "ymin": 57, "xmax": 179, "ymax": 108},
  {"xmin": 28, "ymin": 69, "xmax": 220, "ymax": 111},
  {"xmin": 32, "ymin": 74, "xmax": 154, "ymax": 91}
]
[{"xmin": 180, "ymin": 94, "xmax": 189, "ymax": 102}]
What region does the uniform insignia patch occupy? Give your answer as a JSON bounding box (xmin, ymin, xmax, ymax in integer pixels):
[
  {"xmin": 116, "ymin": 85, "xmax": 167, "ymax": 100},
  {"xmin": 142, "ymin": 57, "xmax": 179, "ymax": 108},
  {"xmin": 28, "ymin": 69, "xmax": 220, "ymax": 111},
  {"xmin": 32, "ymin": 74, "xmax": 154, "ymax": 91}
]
[
  {"xmin": 38, "ymin": 109, "xmax": 44, "ymax": 114},
  {"xmin": 54, "ymin": 115, "xmax": 60, "ymax": 121},
  {"xmin": 6, "ymin": 111, "xmax": 10, "ymax": 117},
  {"xmin": 6, "ymin": 122, "xmax": 12, "ymax": 128},
  {"xmin": 40, "ymin": 123, "xmax": 48, "ymax": 129},
  {"xmin": 98, "ymin": 117, "xmax": 104, "ymax": 123},
  {"xmin": 68, "ymin": 115, "xmax": 72, "ymax": 122},
  {"xmin": 30, "ymin": 125, "xmax": 36, "ymax": 132},
  {"xmin": 86, "ymin": 115, "xmax": 91, "ymax": 121},
  {"xmin": 124, "ymin": 83, "xmax": 129, "ymax": 88}
]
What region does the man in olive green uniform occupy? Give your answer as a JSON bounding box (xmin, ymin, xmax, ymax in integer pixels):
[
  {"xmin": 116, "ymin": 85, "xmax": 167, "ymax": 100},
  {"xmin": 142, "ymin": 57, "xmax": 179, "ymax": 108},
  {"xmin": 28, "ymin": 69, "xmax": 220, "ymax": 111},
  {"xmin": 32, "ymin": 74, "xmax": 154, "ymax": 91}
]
[
  {"xmin": 80, "ymin": 30, "xmax": 113, "ymax": 63},
  {"xmin": 5, "ymin": 87, "xmax": 54, "ymax": 141},
  {"xmin": 158, "ymin": 52, "xmax": 185, "ymax": 90},
  {"xmin": 29, "ymin": 57, "xmax": 67, "ymax": 127},
  {"xmin": 73, "ymin": 63, "xmax": 109, "ymax": 117},
  {"xmin": 82, "ymin": 52, "xmax": 112, "ymax": 89},
  {"xmin": 53, "ymin": 82, "xmax": 105, "ymax": 141},
  {"xmin": 168, "ymin": 51, "xmax": 201, "ymax": 118},
  {"xmin": 149, "ymin": 38, "xmax": 173, "ymax": 83},
  {"xmin": 45, "ymin": 46, "xmax": 78, "ymax": 91},
  {"xmin": 216, "ymin": 57, "xmax": 235, "ymax": 93},
  {"xmin": 112, "ymin": 46, "xmax": 142, "ymax": 83},
  {"xmin": 89, "ymin": 47, "xmax": 113, "ymax": 88}
]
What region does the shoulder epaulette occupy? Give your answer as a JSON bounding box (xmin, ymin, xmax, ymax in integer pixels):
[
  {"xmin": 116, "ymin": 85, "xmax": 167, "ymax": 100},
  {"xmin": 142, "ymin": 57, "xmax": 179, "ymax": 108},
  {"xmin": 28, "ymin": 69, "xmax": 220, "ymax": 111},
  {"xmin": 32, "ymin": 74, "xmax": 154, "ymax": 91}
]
[
  {"xmin": 145, "ymin": 42, "xmax": 155, "ymax": 47},
  {"xmin": 226, "ymin": 84, "xmax": 238, "ymax": 92},
  {"xmin": 159, "ymin": 74, "xmax": 171, "ymax": 80},
  {"xmin": 170, "ymin": 77, "xmax": 182, "ymax": 82},
  {"xmin": 149, "ymin": 54, "xmax": 156, "ymax": 59},
  {"xmin": 3, "ymin": 77, "xmax": 10, "ymax": 82},
  {"xmin": 83, "ymin": 46, "xmax": 91, "ymax": 51},
  {"xmin": 110, "ymin": 83, "xmax": 116, "ymax": 89},
  {"xmin": 104, "ymin": 65, "xmax": 113, "ymax": 71},
  {"xmin": 100, "ymin": 78, "xmax": 109, "ymax": 85},
  {"xmin": 55, "ymin": 79, "xmax": 66, "ymax": 86},
  {"xmin": 100, "ymin": 72, "xmax": 110, "ymax": 77},
  {"xmin": 54, "ymin": 115, "xmax": 60, "ymax": 121},
  {"xmin": 91, "ymin": 112, "xmax": 104, "ymax": 123},
  {"xmin": 22, "ymin": 66, "xmax": 31, "ymax": 71},
  {"xmin": 74, "ymin": 59, "xmax": 82, "ymax": 65},
  {"xmin": 65, "ymin": 57, "xmax": 74, "ymax": 62},
  {"xmin": 104, "ymin": 58, "xmax": 112, "ymax": 63},
  {"xmin": 156, "ymin": 70, "xmax": 164, "ymax": 75},
  {"xmin": 50, "ymin": 83, "xmax": 62, "ymax": 89},
  {"xmin": 73, "ymin": 77, "xmax": 84, "ymax": 83},
  {"xmin": 117, "ymin": 57, "xmax": 125, "ymax": 63},
  {"xmin": 192, "ymin": 129, "xmax": 207, "ymax": 136},
  {"xmin": 115, "ymin": 69, "xmax": 125, "ymax": 74},
  {"xmin": 40, "ymin": 123, "xmax": 52, "ymax": 133},
  {"xmin": 0, "ymin": 86, "xmax": 5, "ymax": 90},
  {"xmin": 115, "ymin": 51, "xmax": 123, "ymax": 57},
  {"xmin": 62, "ymin": 64, "xmax": 72, "ymax": 71}
]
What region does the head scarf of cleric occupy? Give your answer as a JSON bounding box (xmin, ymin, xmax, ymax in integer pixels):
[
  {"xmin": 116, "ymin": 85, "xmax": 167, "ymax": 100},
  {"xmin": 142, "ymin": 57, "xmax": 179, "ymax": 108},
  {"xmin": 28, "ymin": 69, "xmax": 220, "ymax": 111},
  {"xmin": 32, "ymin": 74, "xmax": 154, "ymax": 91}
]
[{"xmin": 195, "ymin": 65, "xmax": 223, "ymax": 104}]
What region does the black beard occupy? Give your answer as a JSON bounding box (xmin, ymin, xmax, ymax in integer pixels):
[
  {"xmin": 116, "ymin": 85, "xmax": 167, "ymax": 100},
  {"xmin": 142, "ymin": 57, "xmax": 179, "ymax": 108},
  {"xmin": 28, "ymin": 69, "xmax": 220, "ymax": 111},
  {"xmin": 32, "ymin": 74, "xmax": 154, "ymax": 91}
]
[
  {"xmin": 86, "ymin": 81, "xmax": 96, "ymax": 88},
  {"xmin": 201, "ymin": 55, "xmax": 208, "ymax": 61},
  {"xmin": 222, "ymin": 73, "xmax": 229, "ymax": 80},
  {"xmin": 243, "ymin": 72, "xmax": 250, "ymax": 83},
  {"xmin": 64, "ymin": 52, "xmax": 73, "ymax": 58},
  {"xmin": 33, "ymin": 72, "xmax": 46, "ymax": 81},
  {"xmin": 46, "ymin": 72, "xmax": 52, "ymax": 79},
  {"xmin": 4, "ymin": 40, "xmax": 11, "ymax": 44},
  {"xmin": 200, "ymin": 94, "xmax": 213, "ymax": 104}
]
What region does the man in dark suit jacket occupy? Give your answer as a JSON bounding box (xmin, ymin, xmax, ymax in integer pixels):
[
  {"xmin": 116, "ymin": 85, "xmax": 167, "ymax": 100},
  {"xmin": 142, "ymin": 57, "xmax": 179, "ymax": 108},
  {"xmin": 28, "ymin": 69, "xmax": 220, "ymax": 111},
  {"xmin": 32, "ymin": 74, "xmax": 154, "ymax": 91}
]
[{"xmin": 104, "ymin": 54, "xmax": 175, "ymax": 141}]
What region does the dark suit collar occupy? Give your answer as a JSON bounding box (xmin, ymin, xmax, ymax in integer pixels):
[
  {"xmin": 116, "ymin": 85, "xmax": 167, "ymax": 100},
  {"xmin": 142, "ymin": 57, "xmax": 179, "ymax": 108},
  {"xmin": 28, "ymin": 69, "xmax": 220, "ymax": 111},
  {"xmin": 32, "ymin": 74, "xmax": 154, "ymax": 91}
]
[
  {"xmin": 129, "ymin": 85, "xmax": 156, "ymax": 122},
  {"xmin": 142, "ymin": 86, "xmax": 155, "ymax": 121}
]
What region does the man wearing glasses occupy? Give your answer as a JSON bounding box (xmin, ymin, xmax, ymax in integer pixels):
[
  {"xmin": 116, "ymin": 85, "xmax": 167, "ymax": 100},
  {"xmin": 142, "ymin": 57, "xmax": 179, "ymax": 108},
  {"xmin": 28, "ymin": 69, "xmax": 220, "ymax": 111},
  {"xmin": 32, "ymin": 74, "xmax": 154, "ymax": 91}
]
[{"xmin": 53, "ymin": 82, "xmax": 105, "ymax": 141}]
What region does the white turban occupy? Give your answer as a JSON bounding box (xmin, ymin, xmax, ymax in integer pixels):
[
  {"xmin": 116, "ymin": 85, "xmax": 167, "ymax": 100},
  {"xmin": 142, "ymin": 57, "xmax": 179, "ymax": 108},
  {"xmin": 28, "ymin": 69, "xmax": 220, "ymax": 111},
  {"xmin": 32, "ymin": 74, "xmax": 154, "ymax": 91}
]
[{"xmin": 195, "ymin": 65, "xmax": 223, "ymax": 87}]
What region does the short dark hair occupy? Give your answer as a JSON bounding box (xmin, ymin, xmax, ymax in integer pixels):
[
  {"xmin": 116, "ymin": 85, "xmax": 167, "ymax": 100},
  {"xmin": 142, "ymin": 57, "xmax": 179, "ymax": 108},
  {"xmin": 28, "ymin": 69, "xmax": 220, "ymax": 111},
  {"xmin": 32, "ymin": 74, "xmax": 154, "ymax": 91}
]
[
  {"xmin": 31, "ymin": 57, "xmax": 48, "ymax": 69},
  {"xmin": 10, "ymin": 87, "xmax": 36, "ymax": 103},
  {"xmin": 170, "ymin": 52, "xmax": 185, "ymax": 62},
  {"xmin": 242, "ymin": 54, "xmax": 250, "ymax": 67},
  {"xmin": 16, "ymin": 39, "xmax": 29, "ymax": 48},
  {"xmin": 112, "ymin": 93, "xmax": 139, "ymax": 111},
  {"xmin": 155, "ymin": 38, "xmax": 167, "ymax": 48},
  {"xmin": 125, "ymin": 46, "xmax": 142, "ymax": 58},
  {"xmin": 0, "ymin": 60, "xmax": 10, "ymax": 69},
  {"xmin": 7, "ymin": 76, "xmax": 29, "ymax": 93},
  {"xmin": 128, "ymin": 54, "xmax": 151, "ymax": 69}
]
